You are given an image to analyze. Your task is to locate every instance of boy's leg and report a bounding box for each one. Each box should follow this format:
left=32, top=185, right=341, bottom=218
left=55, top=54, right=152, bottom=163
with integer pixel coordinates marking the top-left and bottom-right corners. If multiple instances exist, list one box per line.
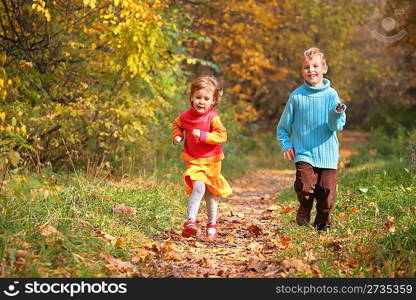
left=186, top=181, right=206, bottom=221
left=294, top=162, right=318, bottom=225
left=313, top=168, right=337, bottom=230
left=204, top=188, right=217, bottom=225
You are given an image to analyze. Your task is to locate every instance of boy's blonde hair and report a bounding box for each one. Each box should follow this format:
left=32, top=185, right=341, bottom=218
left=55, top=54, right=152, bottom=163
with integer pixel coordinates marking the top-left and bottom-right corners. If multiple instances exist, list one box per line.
left=301, top=47, right=328, bottom=68
left=189, top=75, right=223, bottom=106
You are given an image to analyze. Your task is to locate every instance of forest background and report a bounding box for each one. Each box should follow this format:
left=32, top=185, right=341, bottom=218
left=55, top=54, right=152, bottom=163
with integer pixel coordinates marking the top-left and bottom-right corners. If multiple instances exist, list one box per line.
left=0, top=0, right=415, bottom=277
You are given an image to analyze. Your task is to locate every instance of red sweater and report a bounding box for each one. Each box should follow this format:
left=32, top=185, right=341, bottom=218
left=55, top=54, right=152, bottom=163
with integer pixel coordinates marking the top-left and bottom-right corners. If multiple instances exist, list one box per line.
left=173, top=108, right=227, bottom=164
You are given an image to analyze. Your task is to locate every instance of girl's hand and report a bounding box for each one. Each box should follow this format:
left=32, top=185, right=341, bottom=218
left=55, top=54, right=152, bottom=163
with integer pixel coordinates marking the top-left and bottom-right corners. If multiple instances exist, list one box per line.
left=283, top=147, right=295, bottom=161
left=336, top=103, right=346, bottom=113
left=173, top=136, right=182, bottom=145
left=192, top=129, right=201, bottom=139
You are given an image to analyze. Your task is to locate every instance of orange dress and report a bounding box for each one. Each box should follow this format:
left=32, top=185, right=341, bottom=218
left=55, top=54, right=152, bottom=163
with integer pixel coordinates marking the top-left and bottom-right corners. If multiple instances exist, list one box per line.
left=173, top=109, right=232, bottom=197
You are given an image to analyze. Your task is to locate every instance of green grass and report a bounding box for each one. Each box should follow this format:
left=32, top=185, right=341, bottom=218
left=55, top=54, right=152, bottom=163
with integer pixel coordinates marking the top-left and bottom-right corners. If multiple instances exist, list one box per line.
left=0, top=131, right=288, bottom=277
left=4, top=129, right=413, bottom=278
left=0, top=169, right=185, bottom=277
left=274, top=158, right=416, bottom=277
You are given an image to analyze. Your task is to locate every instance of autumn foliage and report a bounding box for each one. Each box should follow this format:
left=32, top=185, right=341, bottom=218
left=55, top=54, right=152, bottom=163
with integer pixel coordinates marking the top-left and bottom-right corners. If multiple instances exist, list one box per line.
left=1, top=0, right=415, bottom=171
left=1, top=0, right=189, bottom=172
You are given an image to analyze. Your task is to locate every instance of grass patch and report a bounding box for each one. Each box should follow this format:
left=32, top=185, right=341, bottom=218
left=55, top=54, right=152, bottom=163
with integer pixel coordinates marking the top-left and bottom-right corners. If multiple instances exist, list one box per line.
left=274, top=159, right=416, bottom=277
left=0, top=170, right=185, bottom=277
left=0, top=131, right=289, bottom=277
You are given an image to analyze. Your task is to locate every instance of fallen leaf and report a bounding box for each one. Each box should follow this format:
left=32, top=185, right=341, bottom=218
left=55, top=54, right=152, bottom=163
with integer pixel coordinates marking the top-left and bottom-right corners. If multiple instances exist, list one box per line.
left=247, top=225, right=263, bottom=236
left=247, top=242, right=262, bottom=253
left=132, top=249, right=151, bottom=263
left=310, top=264, right=322, bottom=277
left=226, top=235, right=235, bottom=243
left=95, top=230, right=116, bottom=243
left=280, top=236, right=291, bottom=246
left=384, top=221, right=396, bottom=233
left=133, top=271, right=150, bottom=278
left=281, top=258, right=306, bottom=272
left=15, top=257, right=25, bottom=271
left=37, top=225, right=63, bottom=240
left=246, top=258, right=267, bottom=272
left=103, top=256, right=137, bottom=273
left=350, top=207, right=359, bottom=214
left=263, top=242, right=275, bottom=251
left=15, top=250, right=29, bottom=259
left=305, top=250, right=317, bottom=263
left=281, top=207, right=294, bottom=214
left=20, top=242, right=32, bottom=249
left=164, top=250, right=184, bottom=262
left=329, top=240, right=342, bottom=252
left=264, top=269, right=278, bottom=277
left=115, top=238, right=126, bottom=248
left=80, top=220, right=92, bottom=228
left=112, top=205, right=137, bottom=217
left=266, top=204, right=279, bottom=212
left=338, top=212, right=349, bottom=221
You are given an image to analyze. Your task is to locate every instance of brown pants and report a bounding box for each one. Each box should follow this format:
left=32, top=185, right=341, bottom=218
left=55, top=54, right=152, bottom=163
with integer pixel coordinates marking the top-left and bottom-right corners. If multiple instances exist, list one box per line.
left=294, top=161, right=337, bottom=229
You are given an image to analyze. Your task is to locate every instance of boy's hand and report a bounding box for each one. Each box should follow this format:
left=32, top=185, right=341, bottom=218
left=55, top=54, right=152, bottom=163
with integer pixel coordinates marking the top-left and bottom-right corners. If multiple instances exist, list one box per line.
left=336, top=103, right=346, bottom=113
left=192, top=129, right=201, bottom=139
left=283, top=148, right=295, bottom=161
left=173, top=136, right=182, bottom=145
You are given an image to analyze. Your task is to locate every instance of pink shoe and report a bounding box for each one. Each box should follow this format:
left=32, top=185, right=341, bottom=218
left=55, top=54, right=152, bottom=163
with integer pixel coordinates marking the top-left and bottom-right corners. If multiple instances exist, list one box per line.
left=206, top=224, right=218, bottom=240
left=182, top=220, right=197, bottom=237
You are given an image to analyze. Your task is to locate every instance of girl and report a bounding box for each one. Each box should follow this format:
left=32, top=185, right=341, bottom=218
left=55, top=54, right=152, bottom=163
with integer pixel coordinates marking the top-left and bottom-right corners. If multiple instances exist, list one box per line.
left=172, top=75, right=232, bottom=240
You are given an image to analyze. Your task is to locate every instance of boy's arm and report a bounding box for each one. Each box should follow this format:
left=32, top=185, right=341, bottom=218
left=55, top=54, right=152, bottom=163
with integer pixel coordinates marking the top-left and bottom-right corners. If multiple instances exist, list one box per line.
left=276, top=96, right=294, bottom=152
left=328, top=93, right=347, bottom=131
left=200, top=115, right=227, bottom=144
left=172, top=117, right=184, bottom=144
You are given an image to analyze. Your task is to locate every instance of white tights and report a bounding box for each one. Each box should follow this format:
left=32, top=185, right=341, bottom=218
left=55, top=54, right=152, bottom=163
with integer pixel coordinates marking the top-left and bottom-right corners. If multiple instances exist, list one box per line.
left=187, top=181, right=217, bottom=225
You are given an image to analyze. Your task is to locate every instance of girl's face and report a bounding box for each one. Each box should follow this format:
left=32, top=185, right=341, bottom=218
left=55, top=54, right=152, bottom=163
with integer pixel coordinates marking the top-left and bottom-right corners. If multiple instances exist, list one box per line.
left=191, top=87, right=215, bottom=113
left=301, top=55, right=328, bottom=87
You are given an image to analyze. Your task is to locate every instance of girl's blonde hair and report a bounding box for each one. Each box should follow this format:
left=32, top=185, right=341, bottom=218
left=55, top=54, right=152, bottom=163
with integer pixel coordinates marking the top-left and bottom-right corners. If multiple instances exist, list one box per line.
left=189, top=75, right=223, bottom=106
left=301, top=47, right=328, bottom=68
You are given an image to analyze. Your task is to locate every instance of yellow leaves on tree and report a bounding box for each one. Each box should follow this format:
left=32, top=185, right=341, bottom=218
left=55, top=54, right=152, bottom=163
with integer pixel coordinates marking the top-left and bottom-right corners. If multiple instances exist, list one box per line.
left=84, top=0, right=174, bottom=83
left=32, top=0, right=51, bottom=21
left=186, top=0, right=291, bottom=123
left=1, top=0, right=189, bottom=169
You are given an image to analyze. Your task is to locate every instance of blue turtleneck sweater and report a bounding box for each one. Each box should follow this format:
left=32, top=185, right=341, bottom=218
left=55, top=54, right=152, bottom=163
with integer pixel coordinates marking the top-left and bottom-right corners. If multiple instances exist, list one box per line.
left=276, top=78, right=346, bottom=169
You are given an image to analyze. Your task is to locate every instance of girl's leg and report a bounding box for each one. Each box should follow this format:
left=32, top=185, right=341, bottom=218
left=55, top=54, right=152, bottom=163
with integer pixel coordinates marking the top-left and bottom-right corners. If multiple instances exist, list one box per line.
left=204, top=188, right=218, bottom=225
left=186, top=181, right=206, bottom=221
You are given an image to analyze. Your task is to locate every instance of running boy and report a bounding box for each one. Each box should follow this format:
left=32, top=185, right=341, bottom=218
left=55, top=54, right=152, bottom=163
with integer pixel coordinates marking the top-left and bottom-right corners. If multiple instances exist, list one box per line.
left=276, top=48, right=347, bottom=231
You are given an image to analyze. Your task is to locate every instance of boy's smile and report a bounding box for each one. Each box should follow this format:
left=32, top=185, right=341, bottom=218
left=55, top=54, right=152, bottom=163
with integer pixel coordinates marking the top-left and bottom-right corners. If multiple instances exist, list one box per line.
left=301, top=55, right=328, bottom=87
left=191, top=88, right=215, bottom=113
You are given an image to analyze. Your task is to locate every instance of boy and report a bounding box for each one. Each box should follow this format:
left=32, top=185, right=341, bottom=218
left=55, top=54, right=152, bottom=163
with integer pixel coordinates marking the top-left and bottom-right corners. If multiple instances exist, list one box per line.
left=276, top=48, right=346, bottom=231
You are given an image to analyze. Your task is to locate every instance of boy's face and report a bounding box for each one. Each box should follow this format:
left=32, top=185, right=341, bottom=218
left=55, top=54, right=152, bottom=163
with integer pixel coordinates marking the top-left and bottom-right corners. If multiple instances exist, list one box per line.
left=191, top=87, right=215, bottom=113
left=301, top=55, right=328, bottom=87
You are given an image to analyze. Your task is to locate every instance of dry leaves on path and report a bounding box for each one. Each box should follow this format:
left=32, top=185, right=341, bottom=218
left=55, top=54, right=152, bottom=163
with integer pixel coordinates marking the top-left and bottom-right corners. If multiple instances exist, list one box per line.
left=141, top=169, right=296, bottom=278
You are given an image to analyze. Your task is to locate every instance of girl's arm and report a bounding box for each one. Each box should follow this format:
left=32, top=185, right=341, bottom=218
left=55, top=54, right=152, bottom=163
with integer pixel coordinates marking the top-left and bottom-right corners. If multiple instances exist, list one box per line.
left=172, top=117, right=184, bottom=144
left=200, top=115, right=227, bottom=144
